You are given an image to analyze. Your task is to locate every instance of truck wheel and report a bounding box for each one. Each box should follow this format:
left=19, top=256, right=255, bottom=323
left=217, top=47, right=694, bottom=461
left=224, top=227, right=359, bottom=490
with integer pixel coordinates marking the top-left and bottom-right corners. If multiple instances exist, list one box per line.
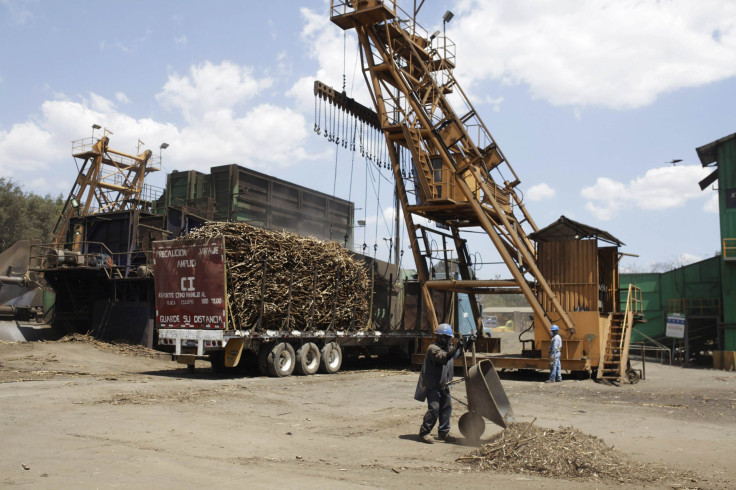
left=320, top=342, right=342, bottom=374
left=295, top=343, right=321, bottom=375
left=267, top=342, right=296, bottom=377
left=258, top=342, right=272, bottom=376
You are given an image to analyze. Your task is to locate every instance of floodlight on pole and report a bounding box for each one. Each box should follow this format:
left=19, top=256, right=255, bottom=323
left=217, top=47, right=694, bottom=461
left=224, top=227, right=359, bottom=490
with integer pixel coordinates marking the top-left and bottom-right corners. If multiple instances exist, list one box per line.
left=92, top=123, right=101, bottom=138
left=442, top=10, right=454, bottom=53
left=159, top=142, right=169, bottom=167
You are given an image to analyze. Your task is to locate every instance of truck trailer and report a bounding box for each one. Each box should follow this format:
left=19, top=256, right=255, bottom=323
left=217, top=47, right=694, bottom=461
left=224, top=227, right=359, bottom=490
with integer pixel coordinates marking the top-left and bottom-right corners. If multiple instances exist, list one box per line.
left=153, top=232, right=498, bottom=376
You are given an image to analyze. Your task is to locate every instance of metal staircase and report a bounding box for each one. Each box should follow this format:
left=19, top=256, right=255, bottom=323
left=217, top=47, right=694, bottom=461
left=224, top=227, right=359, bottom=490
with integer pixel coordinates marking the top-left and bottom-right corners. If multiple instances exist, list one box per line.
left=599, top=285, right=642, bottom=382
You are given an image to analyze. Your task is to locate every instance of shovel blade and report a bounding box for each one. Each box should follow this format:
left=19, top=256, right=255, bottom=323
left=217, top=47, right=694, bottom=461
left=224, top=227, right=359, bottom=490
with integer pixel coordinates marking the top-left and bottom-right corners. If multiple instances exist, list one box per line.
left=465, top=359, right=514, bottom=428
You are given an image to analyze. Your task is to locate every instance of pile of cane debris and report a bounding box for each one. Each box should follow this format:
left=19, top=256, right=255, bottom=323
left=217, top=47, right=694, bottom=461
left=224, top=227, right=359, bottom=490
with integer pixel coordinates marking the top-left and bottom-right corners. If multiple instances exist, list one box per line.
left=57, top=334, right=164, bottom=359
left=458, top=419, right=695, bottom=485
left=186, top=222, right=370, bottom=332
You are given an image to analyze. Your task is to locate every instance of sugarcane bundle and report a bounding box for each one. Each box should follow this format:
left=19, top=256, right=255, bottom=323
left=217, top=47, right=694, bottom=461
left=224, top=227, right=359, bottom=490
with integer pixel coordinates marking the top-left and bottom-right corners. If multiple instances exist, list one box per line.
left=185, top=222, right=369, bottom=332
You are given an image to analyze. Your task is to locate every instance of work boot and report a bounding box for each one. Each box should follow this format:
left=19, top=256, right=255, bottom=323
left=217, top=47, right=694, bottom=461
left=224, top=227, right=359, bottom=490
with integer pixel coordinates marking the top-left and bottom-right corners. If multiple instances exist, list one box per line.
left=437, top=433, right=457, bottom=443
left=419, top=433, right=434, bottom=444
left=545, top=379, right=555, bottom=383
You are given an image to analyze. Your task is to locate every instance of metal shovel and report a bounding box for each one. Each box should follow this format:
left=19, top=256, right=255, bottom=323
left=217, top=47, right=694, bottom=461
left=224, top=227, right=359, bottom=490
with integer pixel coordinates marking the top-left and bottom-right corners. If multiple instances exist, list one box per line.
left=455, top=343, right=515, bottom=440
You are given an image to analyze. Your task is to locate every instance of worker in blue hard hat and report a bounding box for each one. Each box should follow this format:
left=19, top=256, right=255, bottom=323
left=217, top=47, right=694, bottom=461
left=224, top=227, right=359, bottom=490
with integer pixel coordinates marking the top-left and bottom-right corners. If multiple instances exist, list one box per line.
left=414, top=323, right=473, bottom=443
left=546, top=324, right=562, bottom=383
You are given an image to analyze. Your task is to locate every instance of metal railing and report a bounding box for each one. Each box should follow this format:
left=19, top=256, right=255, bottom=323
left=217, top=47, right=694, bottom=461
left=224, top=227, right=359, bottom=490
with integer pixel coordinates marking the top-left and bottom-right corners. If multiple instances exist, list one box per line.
left=667, top=297, right=721, bottom=317
left=72, top=137, right=97, bottom=154
left=624, top=284, right=643, bottom=318
left=29, top=241, right=149, bottom=280
left=630, top=330, right=672, bottom=365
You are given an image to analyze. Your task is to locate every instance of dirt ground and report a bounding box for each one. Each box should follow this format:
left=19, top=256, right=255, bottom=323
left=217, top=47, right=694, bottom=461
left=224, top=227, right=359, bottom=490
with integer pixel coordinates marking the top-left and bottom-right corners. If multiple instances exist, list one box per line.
left=1, top=335, right=735, bottom=489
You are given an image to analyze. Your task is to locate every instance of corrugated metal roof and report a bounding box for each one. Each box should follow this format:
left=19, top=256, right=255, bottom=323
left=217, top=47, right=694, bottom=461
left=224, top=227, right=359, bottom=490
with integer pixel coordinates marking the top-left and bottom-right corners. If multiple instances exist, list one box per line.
left=529, top=215, right=624, bottom=246
left=696, top=132, right=736, bottom=167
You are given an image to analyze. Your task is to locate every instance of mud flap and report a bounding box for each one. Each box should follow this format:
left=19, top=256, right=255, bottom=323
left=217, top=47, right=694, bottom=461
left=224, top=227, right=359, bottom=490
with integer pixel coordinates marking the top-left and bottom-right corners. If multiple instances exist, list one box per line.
left=224, top=338, right=244, bottom=368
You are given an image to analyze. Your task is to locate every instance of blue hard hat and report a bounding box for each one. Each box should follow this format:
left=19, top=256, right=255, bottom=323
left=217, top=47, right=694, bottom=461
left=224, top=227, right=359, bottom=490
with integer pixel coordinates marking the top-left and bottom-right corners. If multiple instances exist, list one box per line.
left=436, top=323, right=453, bottom=337
left=550, top=324, right=559, bottom=332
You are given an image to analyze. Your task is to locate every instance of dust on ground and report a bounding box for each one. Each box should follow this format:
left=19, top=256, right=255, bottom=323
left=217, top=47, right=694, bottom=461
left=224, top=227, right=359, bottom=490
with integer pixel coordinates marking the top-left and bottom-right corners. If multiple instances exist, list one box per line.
left=0, top=336, right=734, bottom=489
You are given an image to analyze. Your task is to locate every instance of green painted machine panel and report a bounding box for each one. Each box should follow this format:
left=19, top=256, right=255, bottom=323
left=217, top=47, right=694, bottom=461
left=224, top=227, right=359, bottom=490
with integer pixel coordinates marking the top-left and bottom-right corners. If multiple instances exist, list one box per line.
left=620, top=273, right=663, bottom=342
left=168, top=164, right=355, bottom=248
left=718, top=139, right=736, bottom=346
left=622, top=256, right=722, bottom=343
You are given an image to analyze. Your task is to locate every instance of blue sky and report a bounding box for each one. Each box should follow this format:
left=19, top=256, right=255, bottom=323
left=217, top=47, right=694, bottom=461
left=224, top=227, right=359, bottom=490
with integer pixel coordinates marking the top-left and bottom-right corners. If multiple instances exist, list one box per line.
left=1, top=0, right=735, bottom=276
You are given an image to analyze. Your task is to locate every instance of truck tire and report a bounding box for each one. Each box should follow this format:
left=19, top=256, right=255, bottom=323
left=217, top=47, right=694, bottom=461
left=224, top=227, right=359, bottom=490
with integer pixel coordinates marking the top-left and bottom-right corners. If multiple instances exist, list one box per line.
left=319, top=342, right=342, bottom=374
left=295, top=342, right=321, bottom=376
left=267, top=342, right=296, bottom=377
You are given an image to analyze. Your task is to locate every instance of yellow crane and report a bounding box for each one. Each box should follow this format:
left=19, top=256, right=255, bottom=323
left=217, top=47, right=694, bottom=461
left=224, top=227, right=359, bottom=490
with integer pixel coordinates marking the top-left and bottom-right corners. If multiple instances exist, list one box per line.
left=322, top=0, right=641, bottom=382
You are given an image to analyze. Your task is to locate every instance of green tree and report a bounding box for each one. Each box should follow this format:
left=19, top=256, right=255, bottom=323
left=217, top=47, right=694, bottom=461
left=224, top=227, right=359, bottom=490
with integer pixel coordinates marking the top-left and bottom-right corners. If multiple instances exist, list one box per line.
left=0, top=178, right=26, bottom=251
left=0, top=177, right=64, bottom=252
left=25, top=192, right=64, bottom=243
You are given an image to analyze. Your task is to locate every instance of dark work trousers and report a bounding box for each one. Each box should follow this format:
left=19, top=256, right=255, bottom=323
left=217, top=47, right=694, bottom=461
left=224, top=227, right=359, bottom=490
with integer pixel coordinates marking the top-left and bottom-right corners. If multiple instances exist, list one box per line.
left=420, top=388, right=452, bottom=436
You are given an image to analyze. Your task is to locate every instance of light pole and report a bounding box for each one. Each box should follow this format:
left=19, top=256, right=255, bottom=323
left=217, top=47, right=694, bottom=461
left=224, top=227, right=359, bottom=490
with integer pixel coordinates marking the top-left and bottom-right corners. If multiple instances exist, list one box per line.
left=442, top=10, right=453, bottom=56
left=159, top=143, right=169, bottom=169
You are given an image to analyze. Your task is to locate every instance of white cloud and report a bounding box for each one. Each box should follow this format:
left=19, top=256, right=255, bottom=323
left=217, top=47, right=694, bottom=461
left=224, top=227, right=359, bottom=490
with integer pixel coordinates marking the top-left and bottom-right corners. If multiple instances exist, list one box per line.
left=1, top=0, right=34, bottom=24
left=482, top=96, right=504, bottom=112
left=703, top=192, right=719, bottom=213
left=174, top=35, right=187, bottom=46
left=451, top=0, right=736, bottom=109
left=0, top=61, right=317, bottom=187
left=677, top=252, right=704, bottom=265
left=99, top=28, right=152, bottom=54
left=287, top=8, right=368, bottom=114
left=157, top=61, right=273, bottom=123
left=581, top=165, right=711, bottom=220
left=0, top=121, right=57, bottom=176
left=115, top=92, right=130, bottom=104
left=526, top=182, right=555, bottom=201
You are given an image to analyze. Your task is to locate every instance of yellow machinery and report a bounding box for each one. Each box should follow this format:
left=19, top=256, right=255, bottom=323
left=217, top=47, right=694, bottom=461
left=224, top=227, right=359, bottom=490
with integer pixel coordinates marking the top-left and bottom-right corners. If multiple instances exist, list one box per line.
left=52, top=134, right=158, bottom=247
left=325, top=0, right=642, bottom=382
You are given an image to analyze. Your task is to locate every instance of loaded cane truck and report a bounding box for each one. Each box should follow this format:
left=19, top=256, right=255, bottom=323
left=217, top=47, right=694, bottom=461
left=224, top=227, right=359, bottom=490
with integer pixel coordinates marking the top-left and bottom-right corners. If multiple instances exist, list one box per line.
left=154, top=235, right=360, bottom=376
left=153, top=226, right=499, bottom=376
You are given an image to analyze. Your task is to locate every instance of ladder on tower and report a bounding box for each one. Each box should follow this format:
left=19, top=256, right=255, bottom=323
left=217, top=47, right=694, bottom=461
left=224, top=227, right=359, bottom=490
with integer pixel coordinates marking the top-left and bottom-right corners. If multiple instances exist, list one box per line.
left=598, top=285, right=642, bottom=383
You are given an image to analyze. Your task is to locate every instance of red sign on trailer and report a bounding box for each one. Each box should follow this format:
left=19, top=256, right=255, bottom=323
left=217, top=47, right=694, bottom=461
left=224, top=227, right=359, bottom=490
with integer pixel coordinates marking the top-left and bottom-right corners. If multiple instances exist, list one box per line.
left=152, top=237, right=227, bottom=330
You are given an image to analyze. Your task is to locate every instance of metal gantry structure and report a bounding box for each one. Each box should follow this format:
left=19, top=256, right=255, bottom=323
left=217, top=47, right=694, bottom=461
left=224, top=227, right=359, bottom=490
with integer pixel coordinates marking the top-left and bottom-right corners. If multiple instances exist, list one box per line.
left=52, top=135, right=158, bottom=246
left=328, top=0, right=575, bottom=336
